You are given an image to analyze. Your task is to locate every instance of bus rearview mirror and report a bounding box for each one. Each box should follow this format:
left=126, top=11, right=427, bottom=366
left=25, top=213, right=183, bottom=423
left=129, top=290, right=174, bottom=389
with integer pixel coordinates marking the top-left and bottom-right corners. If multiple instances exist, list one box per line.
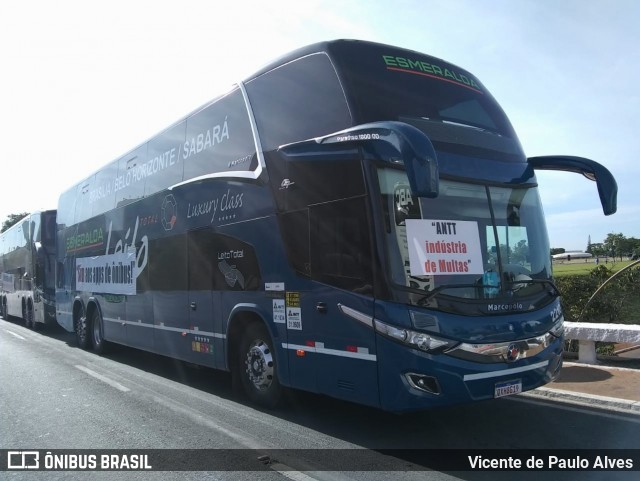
left=528, top=155, right=618, bottom=215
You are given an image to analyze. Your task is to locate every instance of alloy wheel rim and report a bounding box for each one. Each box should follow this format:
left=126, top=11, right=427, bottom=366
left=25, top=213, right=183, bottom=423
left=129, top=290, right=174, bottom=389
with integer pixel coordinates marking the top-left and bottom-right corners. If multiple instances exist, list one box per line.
left=244, top=339, right=274, bottom=391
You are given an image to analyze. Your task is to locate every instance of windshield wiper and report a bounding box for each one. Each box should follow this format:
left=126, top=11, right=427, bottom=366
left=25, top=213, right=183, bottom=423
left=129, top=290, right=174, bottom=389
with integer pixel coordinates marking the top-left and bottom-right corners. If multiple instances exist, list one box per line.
left=415, top=279, right=559, bottom=306
left=415, top=283, right=493, bottom=306
left=441, top=119, right=503, bottom=136
left=507, top=278, right=559, bottom=295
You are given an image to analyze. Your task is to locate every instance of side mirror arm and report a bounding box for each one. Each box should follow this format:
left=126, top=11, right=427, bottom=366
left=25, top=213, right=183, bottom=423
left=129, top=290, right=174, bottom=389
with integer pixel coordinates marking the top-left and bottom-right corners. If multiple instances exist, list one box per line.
left=528, top=155, right=617, bottom=215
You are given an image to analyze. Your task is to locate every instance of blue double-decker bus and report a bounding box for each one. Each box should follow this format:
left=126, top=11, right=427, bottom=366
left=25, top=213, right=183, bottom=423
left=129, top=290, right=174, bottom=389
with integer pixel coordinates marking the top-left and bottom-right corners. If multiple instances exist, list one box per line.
left=55, top=40, right=617, bottom=411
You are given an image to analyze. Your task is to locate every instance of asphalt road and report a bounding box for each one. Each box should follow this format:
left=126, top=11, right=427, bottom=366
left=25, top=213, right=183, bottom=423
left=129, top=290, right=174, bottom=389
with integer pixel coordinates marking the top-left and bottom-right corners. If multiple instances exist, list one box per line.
left=1, top=317, right=639, bottom=481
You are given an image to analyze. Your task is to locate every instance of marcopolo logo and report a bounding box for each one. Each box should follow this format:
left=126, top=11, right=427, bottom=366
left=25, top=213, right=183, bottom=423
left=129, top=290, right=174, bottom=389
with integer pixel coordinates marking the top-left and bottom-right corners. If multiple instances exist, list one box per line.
left=506, top=344, right=521, bottom=362
left=487, top=302, right=524, bottom=312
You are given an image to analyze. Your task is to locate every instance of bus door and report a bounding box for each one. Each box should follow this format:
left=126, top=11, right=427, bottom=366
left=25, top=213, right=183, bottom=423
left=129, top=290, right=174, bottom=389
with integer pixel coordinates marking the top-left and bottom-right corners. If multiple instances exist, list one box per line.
left=271, top=150, right=379, bottom=406
left=304, top=197, right=378, bottom=407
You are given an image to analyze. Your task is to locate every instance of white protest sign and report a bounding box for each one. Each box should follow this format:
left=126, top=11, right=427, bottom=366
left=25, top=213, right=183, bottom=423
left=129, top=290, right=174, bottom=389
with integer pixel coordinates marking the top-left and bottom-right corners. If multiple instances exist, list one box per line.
left=76, top=251, right=138, bottom=295
left=406, top=219, right=484, bottom=275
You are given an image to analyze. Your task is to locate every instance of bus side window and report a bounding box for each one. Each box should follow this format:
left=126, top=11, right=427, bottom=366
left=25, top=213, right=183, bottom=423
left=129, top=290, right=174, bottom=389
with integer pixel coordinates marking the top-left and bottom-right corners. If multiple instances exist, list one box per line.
left=187, top=230, right=262, bottom=291
left=144, top=121, right=186, bottom=197
left=148, top=234, right=187, bottom=291
left=277, top=210, right=310, bottom=277
left=92, top=161, right=117, bottom=217
left=115, top=145, right=147, bottom=208
left=246, top=53, right=352, bottom=152
left=75, top=178, right=94, bottom=224
left=271, top=155, right=367, bottom=283
left=309, top=197, right=373, bottom=292
left=182, top=88, right=256, bottom=182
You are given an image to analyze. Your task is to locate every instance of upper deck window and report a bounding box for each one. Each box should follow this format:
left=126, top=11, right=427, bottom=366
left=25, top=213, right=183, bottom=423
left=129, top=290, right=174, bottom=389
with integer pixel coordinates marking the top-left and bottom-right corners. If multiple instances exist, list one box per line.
left=246, top=53, right=352, bottom=152
left=331, top=42, right=523, bottom=159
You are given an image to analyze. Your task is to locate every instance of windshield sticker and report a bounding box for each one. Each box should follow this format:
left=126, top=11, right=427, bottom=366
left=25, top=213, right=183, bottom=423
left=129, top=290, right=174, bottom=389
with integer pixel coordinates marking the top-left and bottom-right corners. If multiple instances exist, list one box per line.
left=393, top=183, right=421, bottom=226
left=406, top=220, right=484, bottom=275
left=392, top=183, right=433, bottom=290
left=382, top=55, right=483, bottom=94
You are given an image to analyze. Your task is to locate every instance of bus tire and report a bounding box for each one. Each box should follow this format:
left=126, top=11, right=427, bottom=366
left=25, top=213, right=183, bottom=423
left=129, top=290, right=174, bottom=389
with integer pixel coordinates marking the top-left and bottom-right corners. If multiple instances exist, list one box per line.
left=27, top=302, right=40, bottom=330
left=237, top=322, right=282, bottom=409
left=75, top=309, right=90, bottom=350
left=24, top=302, right=33, bottom=329
left=90, top=309, right=109, bottom=354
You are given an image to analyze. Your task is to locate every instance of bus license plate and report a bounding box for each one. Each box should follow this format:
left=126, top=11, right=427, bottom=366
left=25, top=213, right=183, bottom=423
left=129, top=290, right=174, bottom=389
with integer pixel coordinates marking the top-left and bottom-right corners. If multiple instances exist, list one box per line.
left=495, top=379, right=522, bottom=398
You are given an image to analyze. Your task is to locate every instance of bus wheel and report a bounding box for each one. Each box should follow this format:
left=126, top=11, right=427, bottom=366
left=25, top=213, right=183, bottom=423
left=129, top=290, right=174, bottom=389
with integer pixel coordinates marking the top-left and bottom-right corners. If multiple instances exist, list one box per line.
left=237, top=322, right=282, bottom=408
left=90, top=310, right=108, bottom=354
left=28, top=302, right=40, bottom=331
left=76, top=311, right=90, bottom=350
left=25, top=303, right=34, bottom=329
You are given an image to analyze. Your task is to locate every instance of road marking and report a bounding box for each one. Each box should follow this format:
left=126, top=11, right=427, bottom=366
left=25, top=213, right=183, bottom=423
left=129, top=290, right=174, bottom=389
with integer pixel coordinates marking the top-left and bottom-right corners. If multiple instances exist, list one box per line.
left=151, top=395, right=263, bottom=448
left=74, top=365, right=130, bottom=392
left=269, top=464, right=321, bottom=481
left=4, top=329, right=26, bottom=340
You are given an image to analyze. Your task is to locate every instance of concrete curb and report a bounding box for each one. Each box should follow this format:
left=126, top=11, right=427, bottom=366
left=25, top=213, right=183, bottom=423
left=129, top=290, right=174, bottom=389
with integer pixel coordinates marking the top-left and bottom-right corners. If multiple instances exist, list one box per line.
left=562, top=360, right=640, bottom=372
left=520, top=387, right=640, bottom=415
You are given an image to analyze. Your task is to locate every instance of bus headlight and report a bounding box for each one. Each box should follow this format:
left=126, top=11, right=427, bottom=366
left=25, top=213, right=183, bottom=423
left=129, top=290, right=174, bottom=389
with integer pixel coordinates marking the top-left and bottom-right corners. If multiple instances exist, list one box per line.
left=374, top=319, right=456, bottom=353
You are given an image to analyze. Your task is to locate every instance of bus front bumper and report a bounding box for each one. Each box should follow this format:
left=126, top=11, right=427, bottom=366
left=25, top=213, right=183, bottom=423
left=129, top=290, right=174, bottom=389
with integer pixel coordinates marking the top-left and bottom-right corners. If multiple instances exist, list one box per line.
left=376, top=333, right=563, bottom=412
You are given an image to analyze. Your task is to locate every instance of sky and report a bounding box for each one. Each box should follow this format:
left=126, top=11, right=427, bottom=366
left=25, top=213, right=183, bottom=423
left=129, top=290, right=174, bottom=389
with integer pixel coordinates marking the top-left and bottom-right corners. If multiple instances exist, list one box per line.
left=0, top=0, right=638, bottom=250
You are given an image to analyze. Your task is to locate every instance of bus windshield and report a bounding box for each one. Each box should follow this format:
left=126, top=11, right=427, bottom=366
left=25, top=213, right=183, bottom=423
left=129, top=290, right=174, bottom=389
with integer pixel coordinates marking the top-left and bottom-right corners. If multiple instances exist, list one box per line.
left=334, top=43, right=524, bottom=159
left=377, top=167, right=554, bottom=314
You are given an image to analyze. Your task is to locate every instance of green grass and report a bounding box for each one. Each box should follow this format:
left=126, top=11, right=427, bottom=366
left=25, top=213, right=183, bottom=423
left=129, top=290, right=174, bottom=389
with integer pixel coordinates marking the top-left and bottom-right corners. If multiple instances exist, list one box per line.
left=553, top=259, right=635, bottom=277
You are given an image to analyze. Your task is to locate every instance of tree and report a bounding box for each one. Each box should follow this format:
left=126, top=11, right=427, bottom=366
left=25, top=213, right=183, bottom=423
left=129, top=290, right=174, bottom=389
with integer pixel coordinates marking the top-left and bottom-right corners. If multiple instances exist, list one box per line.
left=580, top=234, right=640, bottom=260
left=1, top=212, right=29, bottom=233
left=628, top=237, right=640, bottom=260
left=619, top=237, right=638, bottom=258
left=511, top=239, right=529, bottom=264
left=498, top=244, right=512, bottom=262
left=604, top=232, right=625, bottom=258
left=550, top=247, right=565, bottom=256
left=590, top=243, right=606, bottom=257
